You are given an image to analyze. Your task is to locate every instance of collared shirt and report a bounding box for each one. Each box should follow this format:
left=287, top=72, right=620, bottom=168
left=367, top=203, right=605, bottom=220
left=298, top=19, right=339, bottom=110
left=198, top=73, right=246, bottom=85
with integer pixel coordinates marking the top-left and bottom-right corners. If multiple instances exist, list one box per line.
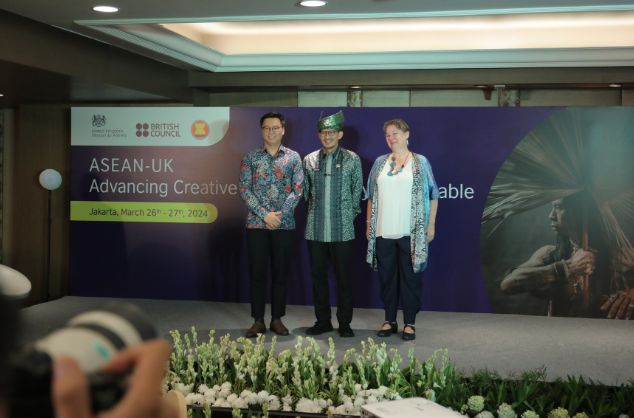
left=239, top=145, right=304, bottom=229
left=303, top=146, right=363, bottom=242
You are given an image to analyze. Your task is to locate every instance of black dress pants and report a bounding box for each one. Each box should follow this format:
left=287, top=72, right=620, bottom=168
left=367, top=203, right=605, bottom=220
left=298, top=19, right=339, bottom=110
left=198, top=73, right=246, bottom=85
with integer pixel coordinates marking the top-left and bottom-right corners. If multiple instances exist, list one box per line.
left=246, top=228, right=293, bottom=320
left=375, top=236, right=422, bottom=325
left=307, top=240, right=354, bottom=326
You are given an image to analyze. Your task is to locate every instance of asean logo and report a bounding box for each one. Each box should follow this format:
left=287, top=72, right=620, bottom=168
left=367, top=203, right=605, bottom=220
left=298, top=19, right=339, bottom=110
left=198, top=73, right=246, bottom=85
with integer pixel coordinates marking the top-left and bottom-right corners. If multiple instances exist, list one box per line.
left=191, top=120, right=209, bottom=140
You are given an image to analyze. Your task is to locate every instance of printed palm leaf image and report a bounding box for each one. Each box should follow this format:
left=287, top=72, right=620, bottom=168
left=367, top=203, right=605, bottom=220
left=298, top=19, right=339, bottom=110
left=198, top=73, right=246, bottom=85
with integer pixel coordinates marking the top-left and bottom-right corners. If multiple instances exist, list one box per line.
left=481, top=108, right=634, bottom=318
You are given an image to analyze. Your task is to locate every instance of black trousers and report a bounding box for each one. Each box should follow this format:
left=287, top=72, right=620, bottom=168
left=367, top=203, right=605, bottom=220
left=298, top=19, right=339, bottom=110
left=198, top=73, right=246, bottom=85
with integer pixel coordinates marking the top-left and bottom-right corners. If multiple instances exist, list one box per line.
left=307, top=240, right=354, bottom=326
left=375, top=236, right=422, bottom=325
left=246, top=228, right=294, bottom=320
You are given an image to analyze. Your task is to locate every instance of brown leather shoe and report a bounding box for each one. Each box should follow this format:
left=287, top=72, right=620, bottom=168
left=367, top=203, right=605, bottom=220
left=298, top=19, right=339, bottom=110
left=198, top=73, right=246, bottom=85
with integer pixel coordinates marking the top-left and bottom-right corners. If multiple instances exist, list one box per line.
left=245, top=320, right=266, bottom=338
left=269, top=318, right=289, bottom=336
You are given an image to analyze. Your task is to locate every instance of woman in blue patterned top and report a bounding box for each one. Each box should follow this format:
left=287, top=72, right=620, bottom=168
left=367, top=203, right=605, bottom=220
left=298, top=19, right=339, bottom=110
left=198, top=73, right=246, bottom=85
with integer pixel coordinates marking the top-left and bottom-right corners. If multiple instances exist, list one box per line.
left=365, top=118, right=439, bottom=341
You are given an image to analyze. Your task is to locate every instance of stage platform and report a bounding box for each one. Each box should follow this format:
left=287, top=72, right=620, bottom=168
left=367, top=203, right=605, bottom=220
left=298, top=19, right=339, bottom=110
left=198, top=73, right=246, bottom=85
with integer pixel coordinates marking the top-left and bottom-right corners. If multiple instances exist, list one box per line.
left=19, top=296, right=634, bottom=385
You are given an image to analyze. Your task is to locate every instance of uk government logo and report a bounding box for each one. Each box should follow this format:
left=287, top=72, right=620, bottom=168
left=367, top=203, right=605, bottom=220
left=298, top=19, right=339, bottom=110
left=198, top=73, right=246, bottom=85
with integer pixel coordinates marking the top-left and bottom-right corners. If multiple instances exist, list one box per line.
left=92, top=114, right=106, bottom=127
left=91, top=114, right=126, bottom=138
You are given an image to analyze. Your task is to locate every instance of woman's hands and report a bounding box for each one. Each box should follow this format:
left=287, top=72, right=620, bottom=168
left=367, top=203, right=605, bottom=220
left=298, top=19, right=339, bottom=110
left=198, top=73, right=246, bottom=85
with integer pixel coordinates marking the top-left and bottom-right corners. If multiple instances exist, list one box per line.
left=566, top=249, right=595, bottom=277
left=427, top=223, right=435, bottom=242
left=601, top=289, right=634, bottom=319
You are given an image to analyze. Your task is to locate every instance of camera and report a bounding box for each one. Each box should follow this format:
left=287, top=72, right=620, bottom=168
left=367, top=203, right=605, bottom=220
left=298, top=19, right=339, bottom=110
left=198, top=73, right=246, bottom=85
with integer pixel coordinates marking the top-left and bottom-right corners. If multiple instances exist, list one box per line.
left=8, top=301, right=157, bottom=418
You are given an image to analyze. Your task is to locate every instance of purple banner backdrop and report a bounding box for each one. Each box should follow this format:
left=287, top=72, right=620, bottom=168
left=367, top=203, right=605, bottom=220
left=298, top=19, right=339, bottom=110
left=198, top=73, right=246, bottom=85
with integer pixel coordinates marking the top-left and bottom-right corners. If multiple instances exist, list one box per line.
left=70, top=107, right=557, bottom=313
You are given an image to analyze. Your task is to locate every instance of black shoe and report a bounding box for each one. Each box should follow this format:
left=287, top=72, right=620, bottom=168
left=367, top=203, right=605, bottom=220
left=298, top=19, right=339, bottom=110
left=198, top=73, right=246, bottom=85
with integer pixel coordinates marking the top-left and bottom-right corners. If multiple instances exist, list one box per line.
left=402, top=324, right=416, bottom=341
left=338, top=325, right=354, bottom=338
left=377, top=321, right=398, bottom=337
left=306, top=321, right=334, bottom=335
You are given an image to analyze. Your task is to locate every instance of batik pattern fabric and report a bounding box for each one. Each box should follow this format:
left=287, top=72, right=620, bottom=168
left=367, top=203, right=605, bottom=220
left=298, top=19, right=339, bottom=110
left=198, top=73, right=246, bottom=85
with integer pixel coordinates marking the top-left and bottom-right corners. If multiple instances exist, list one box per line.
left=239, top=145, right=304, bottom=229
left=366, top=153, right=439, bottom=272
left=303, top=147, right=363, bottom=242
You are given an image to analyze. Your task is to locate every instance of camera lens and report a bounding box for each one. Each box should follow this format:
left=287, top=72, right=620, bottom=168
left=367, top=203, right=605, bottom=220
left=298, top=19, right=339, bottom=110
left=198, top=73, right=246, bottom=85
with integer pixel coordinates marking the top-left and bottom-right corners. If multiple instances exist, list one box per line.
left=9, top=301, right=157, bottom=417
left=34, top=302, right=157, bottom=373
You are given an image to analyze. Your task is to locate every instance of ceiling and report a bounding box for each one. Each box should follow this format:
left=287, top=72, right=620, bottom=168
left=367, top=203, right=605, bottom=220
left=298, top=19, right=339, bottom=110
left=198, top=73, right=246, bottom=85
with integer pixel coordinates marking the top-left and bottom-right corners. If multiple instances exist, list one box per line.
left=1, top=0, right=634, bottom=105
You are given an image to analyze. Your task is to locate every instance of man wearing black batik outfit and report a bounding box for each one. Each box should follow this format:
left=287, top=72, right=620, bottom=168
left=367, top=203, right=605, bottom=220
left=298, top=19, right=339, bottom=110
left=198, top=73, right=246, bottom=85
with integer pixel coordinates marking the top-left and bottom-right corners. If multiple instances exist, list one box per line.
left=303, top=111, right=363, bottom=337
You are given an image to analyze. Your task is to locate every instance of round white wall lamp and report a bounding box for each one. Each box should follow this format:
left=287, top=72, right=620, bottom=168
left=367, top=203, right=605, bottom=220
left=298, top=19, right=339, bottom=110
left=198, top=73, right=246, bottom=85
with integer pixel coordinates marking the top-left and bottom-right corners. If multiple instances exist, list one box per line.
left=39, top=169, right=62, bottom=191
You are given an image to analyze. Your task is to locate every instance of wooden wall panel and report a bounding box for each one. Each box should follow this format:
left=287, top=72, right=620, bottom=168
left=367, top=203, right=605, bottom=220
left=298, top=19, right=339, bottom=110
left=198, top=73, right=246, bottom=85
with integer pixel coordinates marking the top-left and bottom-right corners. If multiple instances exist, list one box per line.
left=12, top=105, right=69, bottom=304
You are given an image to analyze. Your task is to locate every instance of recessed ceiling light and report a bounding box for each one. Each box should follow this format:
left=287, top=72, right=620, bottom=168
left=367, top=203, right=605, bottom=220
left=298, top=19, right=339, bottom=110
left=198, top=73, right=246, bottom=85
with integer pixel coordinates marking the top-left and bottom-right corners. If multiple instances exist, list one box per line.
left=0, top=93, right=4, bottom=97
left=93, top=5, right=119, bottom=13
left=609, top=83, right=622, bottom=88
left=298, top=1, right=327, bottom=7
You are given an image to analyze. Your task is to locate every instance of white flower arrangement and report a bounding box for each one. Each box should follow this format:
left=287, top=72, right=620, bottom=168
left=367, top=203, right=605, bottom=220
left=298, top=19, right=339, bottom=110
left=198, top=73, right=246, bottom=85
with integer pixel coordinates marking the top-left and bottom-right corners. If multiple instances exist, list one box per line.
left=548, top=407, right=570, bottom=418
left=166, top=328, right=628, bottom=418
left=497, top=402, right=517, bottom=418
left=166, top=328, right=411, bottom=416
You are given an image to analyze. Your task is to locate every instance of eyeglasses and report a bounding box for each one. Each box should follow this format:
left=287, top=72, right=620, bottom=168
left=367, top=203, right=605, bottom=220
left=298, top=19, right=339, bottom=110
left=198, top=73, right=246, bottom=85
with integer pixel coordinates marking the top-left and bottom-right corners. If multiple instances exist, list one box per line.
left=319, top=130, right=338, bottom=138
left=261, top=126, right=282, bottom=133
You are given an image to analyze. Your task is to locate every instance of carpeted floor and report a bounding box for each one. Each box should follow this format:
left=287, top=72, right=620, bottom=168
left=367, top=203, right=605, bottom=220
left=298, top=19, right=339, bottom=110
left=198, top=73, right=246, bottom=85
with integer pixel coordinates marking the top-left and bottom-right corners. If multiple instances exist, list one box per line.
left=18, top=296, right=634, bottom=385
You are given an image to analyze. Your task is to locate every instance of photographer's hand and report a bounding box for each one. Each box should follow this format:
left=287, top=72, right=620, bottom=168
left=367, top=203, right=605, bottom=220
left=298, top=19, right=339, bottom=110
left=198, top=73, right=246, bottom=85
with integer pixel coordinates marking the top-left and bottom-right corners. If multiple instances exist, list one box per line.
left=52, top=339, right=177, bottom=418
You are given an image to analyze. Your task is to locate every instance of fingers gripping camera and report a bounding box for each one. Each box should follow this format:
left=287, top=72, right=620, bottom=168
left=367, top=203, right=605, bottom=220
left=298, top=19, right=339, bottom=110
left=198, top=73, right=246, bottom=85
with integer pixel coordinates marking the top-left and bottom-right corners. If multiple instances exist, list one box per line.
left=10, top=302, right=157, bottom=418
left=35, top=304, right=157, bottom=373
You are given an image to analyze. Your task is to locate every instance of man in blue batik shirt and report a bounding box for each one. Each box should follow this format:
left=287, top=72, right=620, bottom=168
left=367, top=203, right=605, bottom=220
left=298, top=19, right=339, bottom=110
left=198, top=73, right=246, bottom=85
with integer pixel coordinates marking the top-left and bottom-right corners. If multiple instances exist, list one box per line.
left=239, top=112, right=304, bottom=338
left=303, top=111, right=363, bottom=337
